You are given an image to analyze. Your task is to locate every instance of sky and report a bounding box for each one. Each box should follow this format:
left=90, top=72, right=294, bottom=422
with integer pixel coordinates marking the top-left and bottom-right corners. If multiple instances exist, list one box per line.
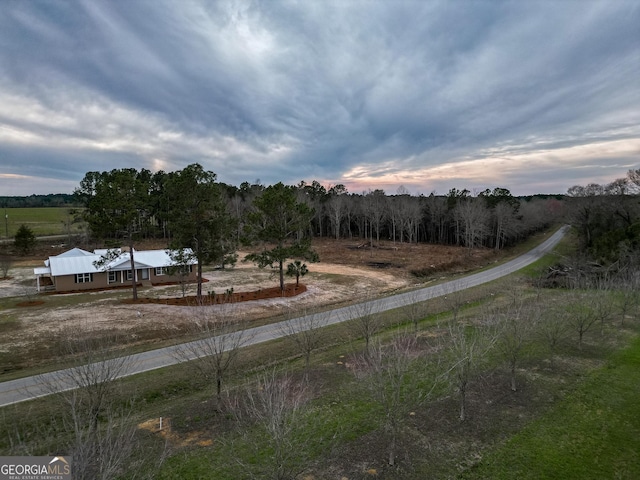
left=0, top=0, right=638, bottom=197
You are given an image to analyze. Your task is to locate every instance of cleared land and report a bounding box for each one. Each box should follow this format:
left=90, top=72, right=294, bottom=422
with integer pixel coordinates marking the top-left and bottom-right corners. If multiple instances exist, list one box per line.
left=0, top=236, right=500, bottom=377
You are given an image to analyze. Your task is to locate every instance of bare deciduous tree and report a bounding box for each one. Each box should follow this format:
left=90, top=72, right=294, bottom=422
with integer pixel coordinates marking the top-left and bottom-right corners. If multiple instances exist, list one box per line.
left=0, top=253, right=12, bottom=278
left=398, top=194, right=423, bottom=244
left=326, top=191, right=346, bottom=239
left=345, top=294, right=382, bottom=357
left=279, top=309, right=330, bottom=380
left=587, top=282, right=615, bottom=336
left=535, top=304, right=570, bottom=360
left=567, top=292, right=600, bottom=349
left=401, top=289, right=428, bottom=334
left=616, top=275, right=640, bottom=327
left=368, top=189, right=387, bottom=245
left=493, top=296, right=537, bottom=392
left=50, top=333, right=133, bottom=431
left=442, top=280, right=469, bottom=323
left=41, top=330, right=138, bottom=480
left=444, top=318, right=496, bottom=421
left=353, top=334, right=439, bottom=466
left=232, top=369, right=310, bottom=480
left=492, top=201, right=519, bottom=250
left=21, top=285, right=38, bottom=304
left=386, top=194, right=401, bottom=243
left=454, top=198, right=490, bottom=251
left=425, top=193, right=449, bottom=244
left=173, top=303, right=253, bottom=405
left=68, top=402, right=137, bottom=480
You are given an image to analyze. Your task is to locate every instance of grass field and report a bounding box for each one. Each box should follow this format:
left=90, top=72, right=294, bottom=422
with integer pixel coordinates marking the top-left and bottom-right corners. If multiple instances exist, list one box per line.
left=0, top=207, right=84, bottom=238
left=462, top=334, right=640, bottom=480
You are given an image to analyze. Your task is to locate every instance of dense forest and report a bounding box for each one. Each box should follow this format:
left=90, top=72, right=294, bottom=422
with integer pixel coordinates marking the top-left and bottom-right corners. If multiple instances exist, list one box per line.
left=566, top=170, right=640, bottom=263
left=71, top=166, right=567, bottom=251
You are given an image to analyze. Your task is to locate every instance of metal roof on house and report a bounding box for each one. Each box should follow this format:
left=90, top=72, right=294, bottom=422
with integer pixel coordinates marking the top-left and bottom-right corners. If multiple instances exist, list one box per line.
left=34, top=248, right=196, bottom=277
left=55, top=247, right=94, bottom=257
left=135, top=250, right=196, bottom=268
left=94, top=248, right=121, bottom=256
left=48, top=254, right=102, bottom=276
left=101, top=249, right=197, bottom=271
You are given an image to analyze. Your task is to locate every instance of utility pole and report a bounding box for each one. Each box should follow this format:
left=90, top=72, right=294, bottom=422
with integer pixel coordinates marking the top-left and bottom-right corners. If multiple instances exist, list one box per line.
left=4, top=207, right=7, bottom=238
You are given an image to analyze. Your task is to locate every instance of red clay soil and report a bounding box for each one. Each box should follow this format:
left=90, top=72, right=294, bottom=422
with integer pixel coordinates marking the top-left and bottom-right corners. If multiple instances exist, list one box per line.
left=124, top=283, right=307, bottom=306
left=43, top=278, right=209, bottom=296
left=16, top=300, right=46, bottom=307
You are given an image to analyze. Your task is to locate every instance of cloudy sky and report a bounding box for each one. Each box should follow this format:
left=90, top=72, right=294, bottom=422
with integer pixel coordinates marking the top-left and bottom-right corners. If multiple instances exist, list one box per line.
left=1, top=0, right=638, bottom=197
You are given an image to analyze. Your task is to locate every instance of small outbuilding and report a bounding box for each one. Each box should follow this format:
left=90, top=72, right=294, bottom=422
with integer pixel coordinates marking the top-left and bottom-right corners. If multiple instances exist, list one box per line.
left=34, top=247, right=197, bottom=293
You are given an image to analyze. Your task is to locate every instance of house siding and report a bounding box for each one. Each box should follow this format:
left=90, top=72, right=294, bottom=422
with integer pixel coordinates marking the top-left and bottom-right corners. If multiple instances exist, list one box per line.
left=53, top=268, right=197, bottom=292
left=149, top=267, right=197, bottom=285
left=55, top=272, right=111, bottom=292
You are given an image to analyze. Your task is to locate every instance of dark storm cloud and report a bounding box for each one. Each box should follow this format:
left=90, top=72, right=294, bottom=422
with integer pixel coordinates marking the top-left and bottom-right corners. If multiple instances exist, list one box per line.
left=0, top=0, right=638, bottom=196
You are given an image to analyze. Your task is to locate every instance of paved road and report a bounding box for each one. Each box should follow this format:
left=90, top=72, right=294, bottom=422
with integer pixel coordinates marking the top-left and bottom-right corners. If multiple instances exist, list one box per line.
left=0, top=225, right=569, bottom=407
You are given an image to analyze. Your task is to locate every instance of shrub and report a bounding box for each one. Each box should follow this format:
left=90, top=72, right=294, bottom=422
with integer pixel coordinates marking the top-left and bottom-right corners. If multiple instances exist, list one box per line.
left=14, top=224, right=36, bottom=255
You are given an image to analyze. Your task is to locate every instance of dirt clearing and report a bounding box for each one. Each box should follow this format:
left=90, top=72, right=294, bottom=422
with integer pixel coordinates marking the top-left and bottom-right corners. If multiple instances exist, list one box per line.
left=0, top=238, right=498, bottom=371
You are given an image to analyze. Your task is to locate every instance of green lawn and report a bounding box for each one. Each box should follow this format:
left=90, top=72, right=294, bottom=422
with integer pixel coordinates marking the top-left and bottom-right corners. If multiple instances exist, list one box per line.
left=1, top=207, right=83, bottom=238
left=461, top=335, right=640, bottom=479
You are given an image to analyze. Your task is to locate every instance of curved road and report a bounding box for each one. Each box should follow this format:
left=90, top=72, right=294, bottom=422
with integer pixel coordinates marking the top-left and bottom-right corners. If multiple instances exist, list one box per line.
left=0, top=225, right=569, bottom=407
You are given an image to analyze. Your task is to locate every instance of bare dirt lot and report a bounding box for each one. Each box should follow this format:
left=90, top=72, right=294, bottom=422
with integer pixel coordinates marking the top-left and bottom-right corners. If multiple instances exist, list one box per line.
left=0, top=238, right=498, bottom=372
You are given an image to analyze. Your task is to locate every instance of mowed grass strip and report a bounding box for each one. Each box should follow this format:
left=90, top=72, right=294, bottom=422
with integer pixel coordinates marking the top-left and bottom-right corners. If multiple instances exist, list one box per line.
left=461, top=334, right=640, bottom=480
left=2, top=207, right=82, bottom=237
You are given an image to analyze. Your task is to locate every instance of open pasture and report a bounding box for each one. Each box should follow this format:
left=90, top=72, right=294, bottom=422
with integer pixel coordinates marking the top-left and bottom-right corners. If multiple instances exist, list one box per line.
left=0, top=207, right=83, bottom=238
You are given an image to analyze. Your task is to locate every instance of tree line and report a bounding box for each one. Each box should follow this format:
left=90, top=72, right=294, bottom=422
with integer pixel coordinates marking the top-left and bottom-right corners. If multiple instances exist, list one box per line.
left=1, top=194, right=80, bottom=208
left=75, top=165, right=563, bottom=249
left=566, top=168, right=640, bottom=266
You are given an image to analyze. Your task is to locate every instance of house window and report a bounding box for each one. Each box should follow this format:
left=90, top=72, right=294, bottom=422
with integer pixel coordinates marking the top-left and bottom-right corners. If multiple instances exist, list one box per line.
left=108, top=271, right=118, bottom=283
left=155, top=267, right=166, bottom=276
left=126, top=270, right=133, bottom=281
left=178, top=265, right=193, bottom=275
left=75, top=273, right=93, bottom=283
